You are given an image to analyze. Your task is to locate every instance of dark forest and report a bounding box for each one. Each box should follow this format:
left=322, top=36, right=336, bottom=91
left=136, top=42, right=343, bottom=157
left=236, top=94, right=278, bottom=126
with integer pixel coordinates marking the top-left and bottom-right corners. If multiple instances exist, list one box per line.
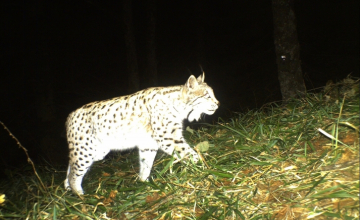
left=1, top=0, right=358, bottom=175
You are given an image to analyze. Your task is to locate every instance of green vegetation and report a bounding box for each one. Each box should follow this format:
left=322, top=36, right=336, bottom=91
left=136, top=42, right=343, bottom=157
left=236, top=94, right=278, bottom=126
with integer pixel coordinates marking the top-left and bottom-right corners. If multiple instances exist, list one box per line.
left=1, top=77, right=359, bottom=219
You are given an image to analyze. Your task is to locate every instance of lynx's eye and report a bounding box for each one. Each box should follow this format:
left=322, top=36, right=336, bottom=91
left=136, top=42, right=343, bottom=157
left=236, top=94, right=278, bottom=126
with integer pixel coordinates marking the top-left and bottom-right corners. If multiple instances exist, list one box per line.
left=204, top=91, right=211, bottom=98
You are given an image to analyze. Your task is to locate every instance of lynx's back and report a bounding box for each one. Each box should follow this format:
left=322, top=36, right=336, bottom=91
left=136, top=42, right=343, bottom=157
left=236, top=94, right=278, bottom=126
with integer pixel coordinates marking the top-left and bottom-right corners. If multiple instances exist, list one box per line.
left=64, top=73, right=219, bottom=195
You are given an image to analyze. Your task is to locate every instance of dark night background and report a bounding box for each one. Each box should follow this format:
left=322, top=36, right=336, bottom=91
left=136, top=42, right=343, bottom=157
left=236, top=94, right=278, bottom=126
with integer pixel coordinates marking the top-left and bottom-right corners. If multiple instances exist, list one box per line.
left=0, top=0, right=358, bottom=177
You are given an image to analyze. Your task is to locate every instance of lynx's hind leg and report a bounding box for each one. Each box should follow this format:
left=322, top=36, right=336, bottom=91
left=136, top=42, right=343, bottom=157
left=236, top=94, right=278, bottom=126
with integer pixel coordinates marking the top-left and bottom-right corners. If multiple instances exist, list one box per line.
left=65, top=140, right=97, bottom=195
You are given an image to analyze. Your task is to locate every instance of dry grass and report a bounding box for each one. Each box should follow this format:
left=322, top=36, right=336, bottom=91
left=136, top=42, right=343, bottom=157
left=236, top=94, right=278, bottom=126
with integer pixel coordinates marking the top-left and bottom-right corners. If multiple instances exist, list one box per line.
left=0, top=76, right=359, bottom=219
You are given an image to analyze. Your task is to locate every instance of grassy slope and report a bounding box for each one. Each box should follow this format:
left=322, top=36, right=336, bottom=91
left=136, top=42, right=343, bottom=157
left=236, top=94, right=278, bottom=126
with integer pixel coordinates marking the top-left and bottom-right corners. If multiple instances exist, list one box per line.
left=0, top=77, right=359, bottom=219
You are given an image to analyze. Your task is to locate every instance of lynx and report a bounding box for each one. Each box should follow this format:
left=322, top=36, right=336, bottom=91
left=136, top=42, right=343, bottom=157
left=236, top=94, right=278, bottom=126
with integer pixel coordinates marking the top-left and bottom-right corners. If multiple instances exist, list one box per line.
left=64, top=73, right=219, bottom=194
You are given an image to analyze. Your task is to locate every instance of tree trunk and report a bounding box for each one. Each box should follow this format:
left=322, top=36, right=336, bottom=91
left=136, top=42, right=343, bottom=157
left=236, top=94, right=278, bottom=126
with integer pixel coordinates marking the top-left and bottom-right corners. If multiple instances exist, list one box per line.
left=145, top=0, right=158, bottom=87
left=123, top=0, right=139, bottom=93
left=272, top=0, right=306, bottom=101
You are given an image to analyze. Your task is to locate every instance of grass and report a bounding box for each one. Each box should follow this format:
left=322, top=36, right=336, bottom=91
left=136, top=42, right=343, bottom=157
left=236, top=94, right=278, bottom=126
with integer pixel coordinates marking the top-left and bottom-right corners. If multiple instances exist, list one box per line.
left=0, top=76, right=359, bottom=219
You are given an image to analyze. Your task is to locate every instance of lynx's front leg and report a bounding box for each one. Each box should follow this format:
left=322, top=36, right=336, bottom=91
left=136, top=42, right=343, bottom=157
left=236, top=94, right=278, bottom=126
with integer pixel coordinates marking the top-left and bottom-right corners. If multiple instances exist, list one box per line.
left=156, top=125, right=199, bottom=163
left=173, top=140, right=199, bottom=164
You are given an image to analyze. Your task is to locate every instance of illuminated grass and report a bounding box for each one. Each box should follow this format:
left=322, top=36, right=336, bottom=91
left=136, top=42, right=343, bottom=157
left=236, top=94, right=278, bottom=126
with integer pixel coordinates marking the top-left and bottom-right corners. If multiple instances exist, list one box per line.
left=1, top=76, right=359, bottom=219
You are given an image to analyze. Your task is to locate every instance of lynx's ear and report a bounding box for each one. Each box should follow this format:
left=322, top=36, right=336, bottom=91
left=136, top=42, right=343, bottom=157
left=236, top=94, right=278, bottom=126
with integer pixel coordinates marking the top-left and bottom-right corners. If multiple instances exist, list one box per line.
left=197, top=65, right=205, bottom=83
left=197, top=72, right=205, bottom=83
left=185, top=75, right=199, bottom=90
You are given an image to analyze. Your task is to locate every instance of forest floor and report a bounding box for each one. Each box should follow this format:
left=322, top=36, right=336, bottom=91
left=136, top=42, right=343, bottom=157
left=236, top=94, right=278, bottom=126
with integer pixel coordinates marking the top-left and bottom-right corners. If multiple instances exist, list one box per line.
left=0, top=76, right=359, bottom=219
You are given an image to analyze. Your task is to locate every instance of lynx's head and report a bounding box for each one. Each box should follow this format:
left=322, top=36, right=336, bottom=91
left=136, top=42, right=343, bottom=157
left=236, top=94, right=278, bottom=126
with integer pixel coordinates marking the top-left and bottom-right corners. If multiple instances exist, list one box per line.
left=181, top=73, right=219, bottom=122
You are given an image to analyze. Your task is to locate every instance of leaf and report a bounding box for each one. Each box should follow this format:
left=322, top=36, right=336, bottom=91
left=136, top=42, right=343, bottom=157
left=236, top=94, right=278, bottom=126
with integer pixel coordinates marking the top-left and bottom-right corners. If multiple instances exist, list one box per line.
left=250, top=161, right=272, bottom=166
left=310, top=190, right=358, bottom=199
left=198, top=206, right=218, bottom=220
left=195, top=141, right=212, bottom=152
left=159, top=156, right=175, bottom=176
left=186, top=126, right=194, bottom=134
left=102, top=172, right=111, bottom=177
left=0, top=194, right=5, bottom=206
left=207, top=170, right=234, bottom=178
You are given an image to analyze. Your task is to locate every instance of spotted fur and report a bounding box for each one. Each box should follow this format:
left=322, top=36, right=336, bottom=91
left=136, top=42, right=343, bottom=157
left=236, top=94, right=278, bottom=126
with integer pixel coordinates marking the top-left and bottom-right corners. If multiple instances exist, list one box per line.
left=64, top=73, right=219, bottom=194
